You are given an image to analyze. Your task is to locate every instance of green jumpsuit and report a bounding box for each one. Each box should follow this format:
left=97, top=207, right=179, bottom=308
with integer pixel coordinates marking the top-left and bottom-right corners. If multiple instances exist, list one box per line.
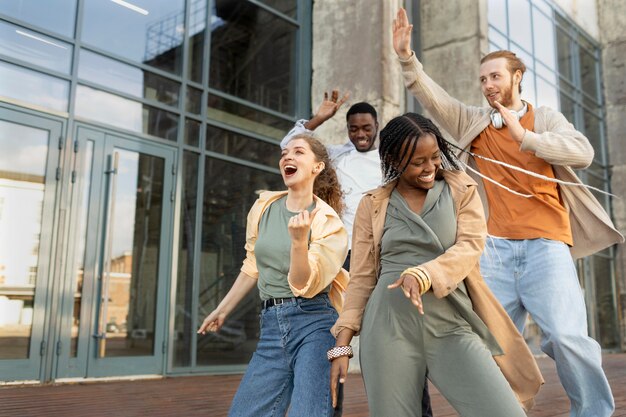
left=359, top=182, right=526, bottom=417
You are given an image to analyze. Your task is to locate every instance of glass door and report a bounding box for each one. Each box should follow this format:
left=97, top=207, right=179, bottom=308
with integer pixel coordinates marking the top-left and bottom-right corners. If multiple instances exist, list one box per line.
left=56, top=127, right=175, bottom=378
left=0, top=108, right=62, bottom=382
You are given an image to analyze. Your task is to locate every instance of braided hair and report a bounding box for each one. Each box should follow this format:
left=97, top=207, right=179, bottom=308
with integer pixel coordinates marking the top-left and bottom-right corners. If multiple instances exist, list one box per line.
left=290, top=134, right=345, bottom=217
left=379, top=113, right=460, bottom=184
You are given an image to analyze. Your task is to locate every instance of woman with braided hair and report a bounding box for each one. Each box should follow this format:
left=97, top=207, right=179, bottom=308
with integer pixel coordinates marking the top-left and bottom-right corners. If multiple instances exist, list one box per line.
left=327, top=113, right=542, bottom=416
left=198, top=134, right=349, bottom=417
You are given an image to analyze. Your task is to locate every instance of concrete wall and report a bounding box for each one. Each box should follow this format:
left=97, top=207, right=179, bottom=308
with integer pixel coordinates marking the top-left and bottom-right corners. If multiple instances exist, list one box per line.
left=552, top=0, right=599, bottom=39
left=598, top=0, right=626, bottom=349
left=310, top=0, right=404, bottom=145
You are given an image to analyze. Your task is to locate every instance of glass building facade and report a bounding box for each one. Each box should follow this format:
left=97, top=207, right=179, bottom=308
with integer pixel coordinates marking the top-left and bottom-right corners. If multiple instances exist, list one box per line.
left=487, top=0, right=619, bottom=349
left=0, top=0, right=311, bottom=382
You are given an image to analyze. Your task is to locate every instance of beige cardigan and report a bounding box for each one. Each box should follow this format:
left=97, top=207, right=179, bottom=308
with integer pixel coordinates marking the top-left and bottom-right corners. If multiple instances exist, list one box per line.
left=332, top=170, right=543, bottom=410
left=240, top=190, right=350, bottom=312
left=399, top=53, right=624, bottom=258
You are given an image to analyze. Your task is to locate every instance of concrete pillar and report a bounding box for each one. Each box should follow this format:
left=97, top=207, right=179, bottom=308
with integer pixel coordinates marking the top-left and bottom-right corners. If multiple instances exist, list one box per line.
left=598, top=0, right=626, bottom=350
left=310, top=0, right=404, bottom=145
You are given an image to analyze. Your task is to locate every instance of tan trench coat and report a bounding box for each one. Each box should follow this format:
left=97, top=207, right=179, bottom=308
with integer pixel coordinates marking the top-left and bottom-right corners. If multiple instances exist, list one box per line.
left=332, top=170, right=543, bottom=410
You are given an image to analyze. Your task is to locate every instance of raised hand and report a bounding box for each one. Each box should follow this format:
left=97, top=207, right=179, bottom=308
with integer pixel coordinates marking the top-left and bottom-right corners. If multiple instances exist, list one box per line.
left=494, top=101, right=526, bottom=143
left=287, top=207, right=320, bottom=243
left=392, top=8, right=413, bottom=60
left=388, top=273, right=424, bottom=314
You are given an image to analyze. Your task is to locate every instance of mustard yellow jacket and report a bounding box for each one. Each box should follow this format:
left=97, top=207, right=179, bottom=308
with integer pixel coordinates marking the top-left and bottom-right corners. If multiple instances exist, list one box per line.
left=240, top=190, right=350, bottom=312
left=332, top=170, right=543, bottom=410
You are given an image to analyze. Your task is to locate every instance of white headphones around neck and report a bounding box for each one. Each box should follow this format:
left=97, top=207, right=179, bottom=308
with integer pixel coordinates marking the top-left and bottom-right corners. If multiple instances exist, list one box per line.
left=490, top=102, right=528, bottom=129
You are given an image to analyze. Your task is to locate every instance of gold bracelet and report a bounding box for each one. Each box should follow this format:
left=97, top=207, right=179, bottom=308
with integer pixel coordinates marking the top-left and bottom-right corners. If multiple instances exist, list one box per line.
left=401, top=267, right=432, bottom=295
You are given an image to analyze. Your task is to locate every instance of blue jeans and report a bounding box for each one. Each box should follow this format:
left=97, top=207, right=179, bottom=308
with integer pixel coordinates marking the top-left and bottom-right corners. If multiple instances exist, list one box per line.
left=228, top=294, right=338, bottom=417
left=480, top=237, right=614, bottom=417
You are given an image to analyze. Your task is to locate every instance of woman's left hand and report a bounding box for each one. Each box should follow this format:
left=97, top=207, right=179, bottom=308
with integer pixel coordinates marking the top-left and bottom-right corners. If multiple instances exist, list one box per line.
left=288, top=207, right=320, bottom=243
left=388, top=274, right=424, bottom=314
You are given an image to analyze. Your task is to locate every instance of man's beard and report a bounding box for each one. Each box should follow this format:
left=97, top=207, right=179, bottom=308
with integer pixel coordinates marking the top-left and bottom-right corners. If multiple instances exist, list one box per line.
left=488, top=79, right=515, bottom=108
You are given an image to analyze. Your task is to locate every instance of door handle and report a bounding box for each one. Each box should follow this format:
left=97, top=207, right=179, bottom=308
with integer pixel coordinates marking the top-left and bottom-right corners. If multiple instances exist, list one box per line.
left=94, top=152, right=119, bottom=358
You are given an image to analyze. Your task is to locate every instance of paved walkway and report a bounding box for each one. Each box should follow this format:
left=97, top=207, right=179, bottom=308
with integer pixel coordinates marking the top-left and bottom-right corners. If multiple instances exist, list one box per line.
left=1, top=354, right=624, bottom=416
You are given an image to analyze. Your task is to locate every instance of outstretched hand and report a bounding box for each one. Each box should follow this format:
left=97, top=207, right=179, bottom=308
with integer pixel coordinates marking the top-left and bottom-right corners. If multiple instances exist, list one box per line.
left=494, top=101, right=526, bottom=143
left=197, top=309, right=227, bottom=334
left=388, top=274, right=424, bottom=314
left=392, top=8, right=413, bottom=60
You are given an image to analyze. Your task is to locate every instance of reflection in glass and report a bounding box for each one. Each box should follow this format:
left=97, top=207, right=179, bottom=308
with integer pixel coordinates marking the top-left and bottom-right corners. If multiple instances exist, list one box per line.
left=81, top=0, right=185, bottom=74
left=0, top=61, right=69, bottom=112
left=593, top=254, right=618, bottom=349
left=0, top=0, right=77, bottom=37
left=197, top=157, right=282, bottom=366
left=187, top=0, right=207, bottom=83
left=174, top=152, right=199, bottom=367
left=0, top=21, right=73, bottom=73
left=185, top=119, right=201, bottom=147
left=186, top=87, right=203, bottom=114
left=78, top=49, right=180, bottom=107
left=583, top=109, right=602, bottom=158
left=207, top=94, right=293, bottom=140
left=206, top=125, right=280, bottom=168
left=0, top=121, right=49, bottom=359
left=76, top=85, right=178, bottom=141
left=579, top=48, right=598, bottom=100
left=71, top=141, right=94, bottom=357
left=210, top=1, right=297, bottom=115
left=556, top=26, right=573, bottom=82
left=99, top=149, right=165, bottom=357
left=258, top=0, right=297, bottom=18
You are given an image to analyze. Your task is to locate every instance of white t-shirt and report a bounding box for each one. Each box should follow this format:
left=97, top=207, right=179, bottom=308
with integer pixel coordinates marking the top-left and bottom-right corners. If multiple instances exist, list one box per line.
left=331, top=148, right=382, bottom=248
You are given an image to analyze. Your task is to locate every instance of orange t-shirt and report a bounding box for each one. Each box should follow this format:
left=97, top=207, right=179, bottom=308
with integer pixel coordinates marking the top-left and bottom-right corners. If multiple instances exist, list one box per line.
left=471, top=105, right=573, bottom=245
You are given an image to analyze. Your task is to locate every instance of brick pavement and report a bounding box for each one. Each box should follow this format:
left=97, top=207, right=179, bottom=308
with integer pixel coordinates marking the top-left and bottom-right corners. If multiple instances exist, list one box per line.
left=0, top=354, right=624, bottom=416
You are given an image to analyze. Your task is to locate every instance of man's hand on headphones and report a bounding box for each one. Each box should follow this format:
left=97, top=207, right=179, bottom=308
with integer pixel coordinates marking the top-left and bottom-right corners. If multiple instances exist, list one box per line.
left=494, top=101, right=526, bottom=144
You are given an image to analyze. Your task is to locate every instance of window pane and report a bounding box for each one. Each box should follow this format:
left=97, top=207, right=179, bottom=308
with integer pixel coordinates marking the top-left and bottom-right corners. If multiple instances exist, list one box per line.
left=207, top=94, right=293, bottom=140
left=186, top=87, right=202, bottom=114
left=536, top=76, right=558, bottom=109
left=508, top=0, right=532, bottom=53
left=70, top=140, right=94, bottom=357
left=173, top=151, right=199, bottom=367
left=532, top=7, right=556, bottom=70
left=206, top=125, right=280, bottom=168
left=0, top=0, right=76, bottom=37
left=487, top=0, right=507, bottom=34
left=556, top=27, right=573, bottom=82
left=81, top=0, right=185, bottom=75
left=0, top=21, right=73, bottom=73
left=579, top=47, right=598, bottom=99
left=78, top=50, right=180, bottom=107
left=197, top=157, right=282, bottom=366
left=185, top=118, right=201, bottom=147
left=0, top=61, right=69, bottom=112
left=583, top=109, right=603, bottom=160
left=488, top=26, right=508, bottom=51
left=76, top=85, right=178, bottom=141
left=592, top=256, right=618, bottom=349
left=187, top=0, right=207, bottom=83
left=559, top=93, right=576, bottom=125
left=0, top=121, right=49, bottom=359
left=521, top=70, right=536, bottom=106
left=210, top=1, right=297, bottom=114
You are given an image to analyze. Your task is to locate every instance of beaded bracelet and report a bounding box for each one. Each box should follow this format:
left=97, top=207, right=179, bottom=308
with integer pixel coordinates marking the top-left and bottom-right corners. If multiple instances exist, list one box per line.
left=327, top=345, right=354, bottom=362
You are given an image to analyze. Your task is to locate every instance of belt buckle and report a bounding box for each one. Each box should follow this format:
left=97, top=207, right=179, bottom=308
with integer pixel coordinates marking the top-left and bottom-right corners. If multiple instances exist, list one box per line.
left=274, top=298, right=284, bottom=306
